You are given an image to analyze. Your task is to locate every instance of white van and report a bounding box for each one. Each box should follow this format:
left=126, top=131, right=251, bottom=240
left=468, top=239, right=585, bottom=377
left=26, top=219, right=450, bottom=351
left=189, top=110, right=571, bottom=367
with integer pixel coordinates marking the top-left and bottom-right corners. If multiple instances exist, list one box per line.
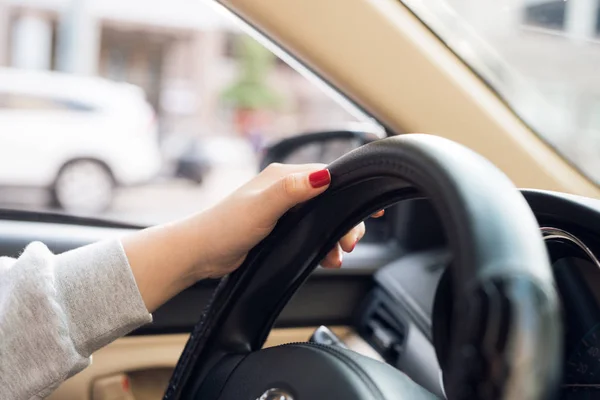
left=0, top=68, right=162, bottom=213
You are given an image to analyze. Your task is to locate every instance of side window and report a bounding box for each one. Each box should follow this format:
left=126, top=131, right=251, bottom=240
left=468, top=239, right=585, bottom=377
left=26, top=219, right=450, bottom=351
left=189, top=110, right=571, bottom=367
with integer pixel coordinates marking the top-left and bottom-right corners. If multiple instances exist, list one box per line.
left=0, top=93, right=9, bottom=109
left=0, top=93, right=93, bottom=112
left=524, top=1, right=566, bottom=30
left=10, top=94, right=58, bottom=110
left=523, top=0, right=600, bottom=36
left=0, top=5, right=365, bottom=223
left=54, top=99, right=95, bottom=112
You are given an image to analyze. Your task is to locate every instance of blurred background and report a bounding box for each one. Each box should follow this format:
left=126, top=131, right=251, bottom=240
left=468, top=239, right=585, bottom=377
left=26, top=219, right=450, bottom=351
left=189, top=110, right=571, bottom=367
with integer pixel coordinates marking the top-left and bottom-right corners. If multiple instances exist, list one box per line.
left=0, top=0, right=362, bottom=224
left=1, top=0, right=600, bottom=225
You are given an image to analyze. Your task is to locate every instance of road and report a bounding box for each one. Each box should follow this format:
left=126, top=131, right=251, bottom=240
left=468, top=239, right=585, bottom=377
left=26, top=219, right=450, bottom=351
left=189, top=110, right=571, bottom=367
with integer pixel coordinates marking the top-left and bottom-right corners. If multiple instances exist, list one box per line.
left=0, top=166, right=257, bottom=226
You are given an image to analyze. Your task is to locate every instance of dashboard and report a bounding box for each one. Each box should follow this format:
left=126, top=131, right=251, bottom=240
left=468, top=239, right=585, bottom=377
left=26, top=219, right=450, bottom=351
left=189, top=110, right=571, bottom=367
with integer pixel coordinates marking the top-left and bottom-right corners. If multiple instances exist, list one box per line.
left=357, top=189, right=600, bottom=400
left=546, top=229, right=600, bottom=399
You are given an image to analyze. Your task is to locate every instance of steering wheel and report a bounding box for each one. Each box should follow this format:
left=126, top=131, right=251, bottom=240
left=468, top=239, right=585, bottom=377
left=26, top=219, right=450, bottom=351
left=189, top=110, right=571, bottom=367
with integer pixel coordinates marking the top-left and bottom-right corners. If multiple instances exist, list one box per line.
left=163, top=134, right=562, bottom=400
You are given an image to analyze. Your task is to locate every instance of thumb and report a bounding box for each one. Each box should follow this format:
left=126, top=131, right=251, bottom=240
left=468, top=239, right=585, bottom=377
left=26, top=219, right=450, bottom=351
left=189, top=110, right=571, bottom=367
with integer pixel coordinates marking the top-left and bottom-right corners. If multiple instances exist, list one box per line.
left=265, top=168, right=331, bottom=221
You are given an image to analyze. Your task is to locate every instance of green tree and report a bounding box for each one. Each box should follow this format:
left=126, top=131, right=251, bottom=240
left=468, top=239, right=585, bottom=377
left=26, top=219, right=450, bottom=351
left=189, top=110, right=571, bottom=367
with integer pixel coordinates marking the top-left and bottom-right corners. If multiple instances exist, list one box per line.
left=221, top=35, right=282, bottom=110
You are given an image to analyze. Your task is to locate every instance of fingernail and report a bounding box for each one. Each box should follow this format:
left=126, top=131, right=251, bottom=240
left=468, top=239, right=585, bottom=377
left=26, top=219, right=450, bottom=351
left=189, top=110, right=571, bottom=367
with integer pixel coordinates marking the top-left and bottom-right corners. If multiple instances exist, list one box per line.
left=349, top=239, right=358, bottom=252
left=372, top=210, right=385, bottom=218
left=308, top=169, right=331, bottom=188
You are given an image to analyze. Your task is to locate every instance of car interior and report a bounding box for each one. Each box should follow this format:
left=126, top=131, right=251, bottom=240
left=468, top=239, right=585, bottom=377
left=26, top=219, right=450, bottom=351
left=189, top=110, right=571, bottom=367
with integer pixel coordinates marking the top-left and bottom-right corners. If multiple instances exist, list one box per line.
left=3, top=0, right=600, bottom=399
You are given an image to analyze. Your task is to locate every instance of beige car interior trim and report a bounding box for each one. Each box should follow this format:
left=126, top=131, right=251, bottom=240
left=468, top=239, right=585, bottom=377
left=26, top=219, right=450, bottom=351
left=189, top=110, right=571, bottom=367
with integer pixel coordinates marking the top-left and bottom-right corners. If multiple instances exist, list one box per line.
left=220, top=0, right=600, bottom=197
left=49, top=327, right=378, bottom=400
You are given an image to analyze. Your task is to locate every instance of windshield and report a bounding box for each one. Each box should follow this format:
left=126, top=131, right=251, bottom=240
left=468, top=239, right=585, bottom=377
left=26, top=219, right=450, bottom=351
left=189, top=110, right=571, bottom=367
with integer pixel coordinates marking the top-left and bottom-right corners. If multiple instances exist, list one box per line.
left=401, top=0, right=600, bottom=183
left=0, top=0, right=365, bottom=225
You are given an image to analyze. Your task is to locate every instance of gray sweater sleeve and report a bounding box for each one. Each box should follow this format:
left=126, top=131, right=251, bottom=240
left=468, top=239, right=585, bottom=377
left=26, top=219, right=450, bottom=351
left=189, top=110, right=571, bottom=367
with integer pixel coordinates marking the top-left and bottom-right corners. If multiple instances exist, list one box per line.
left=0, top=240, right=152, bottom=399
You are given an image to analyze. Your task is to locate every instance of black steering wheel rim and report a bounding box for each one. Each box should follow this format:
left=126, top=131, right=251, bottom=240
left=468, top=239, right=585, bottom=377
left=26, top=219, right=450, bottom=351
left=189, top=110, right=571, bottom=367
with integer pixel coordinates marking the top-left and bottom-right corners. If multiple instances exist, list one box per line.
left=164, top=134, right=562, bottom=400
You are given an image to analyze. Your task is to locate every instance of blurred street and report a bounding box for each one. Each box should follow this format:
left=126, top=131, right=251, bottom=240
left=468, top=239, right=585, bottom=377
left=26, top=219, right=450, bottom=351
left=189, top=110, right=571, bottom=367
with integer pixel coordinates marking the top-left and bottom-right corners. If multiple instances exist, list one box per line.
left=0, top=166, right=257, bottom=226
left=107, top=166, right=256, bottom=225
left=0, top=0, right=359, bottom=220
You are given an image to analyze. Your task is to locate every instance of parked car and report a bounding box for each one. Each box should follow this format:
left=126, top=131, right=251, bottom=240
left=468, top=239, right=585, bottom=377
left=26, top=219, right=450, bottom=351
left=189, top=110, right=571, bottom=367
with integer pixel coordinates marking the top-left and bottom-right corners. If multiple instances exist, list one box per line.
left=0, top=68, right=161, bottom=213
left=162, top=134, right=257, bottom=184
left=161, top=134, right=212, bottom=184
left=174, top=139, right=212, bottom=184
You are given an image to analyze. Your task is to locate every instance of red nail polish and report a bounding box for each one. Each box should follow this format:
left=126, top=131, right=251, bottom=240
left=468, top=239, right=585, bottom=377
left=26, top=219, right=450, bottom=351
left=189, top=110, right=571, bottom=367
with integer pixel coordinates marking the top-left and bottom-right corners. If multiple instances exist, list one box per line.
left=309, top=169, right=331, bottom=188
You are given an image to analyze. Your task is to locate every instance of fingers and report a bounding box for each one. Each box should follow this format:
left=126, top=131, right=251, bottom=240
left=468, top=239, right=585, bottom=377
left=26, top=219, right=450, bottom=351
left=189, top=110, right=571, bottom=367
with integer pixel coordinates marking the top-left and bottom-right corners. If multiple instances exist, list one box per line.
left=261, top=163, right=327, bottom=179
left=255, top=164, right=384, bottom=269
left=262, top=166, right=332, bottom=221
left=372, top=210, right=385, bottom=218
left=339, top=222, right=365, bottom=253
left=255, top=163, right=327, bottom=187
left=321, top=243, right=343, bottom=268
left=323, top=223, right=365, bottom=268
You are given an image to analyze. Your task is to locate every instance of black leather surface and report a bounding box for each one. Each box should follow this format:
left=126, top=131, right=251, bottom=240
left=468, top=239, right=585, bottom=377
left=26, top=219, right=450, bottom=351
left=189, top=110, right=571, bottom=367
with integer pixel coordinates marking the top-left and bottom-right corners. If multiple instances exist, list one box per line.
left=260, top=129, right=378, bottom=169
left=216, top=343, right=437, bottom=400
left=164, top=134, right=562, bottom=400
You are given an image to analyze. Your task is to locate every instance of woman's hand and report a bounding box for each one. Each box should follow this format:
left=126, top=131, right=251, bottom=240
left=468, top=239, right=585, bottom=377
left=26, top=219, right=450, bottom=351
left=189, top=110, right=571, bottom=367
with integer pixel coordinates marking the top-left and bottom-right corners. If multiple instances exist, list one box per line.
left=123, top=164, right=382, bottom=312
left=194, top=163, right=383, bottom=276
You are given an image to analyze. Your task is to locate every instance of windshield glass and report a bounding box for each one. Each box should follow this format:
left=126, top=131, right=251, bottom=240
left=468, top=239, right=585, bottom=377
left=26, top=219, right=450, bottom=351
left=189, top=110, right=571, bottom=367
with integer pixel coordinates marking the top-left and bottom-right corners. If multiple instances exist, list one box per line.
left=0, top=0, right=367, bottom=225
left=401, top=0, right=600, bottom=183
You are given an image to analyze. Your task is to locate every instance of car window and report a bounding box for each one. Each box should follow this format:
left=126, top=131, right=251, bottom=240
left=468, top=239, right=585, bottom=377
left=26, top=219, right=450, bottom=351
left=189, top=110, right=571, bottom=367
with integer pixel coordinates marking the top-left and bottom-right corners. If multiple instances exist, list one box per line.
left=0, top=2, right=371, bottom=225
left=400, top=0, right=600, bottom=184
left=0, top=93, right=93, bottom=112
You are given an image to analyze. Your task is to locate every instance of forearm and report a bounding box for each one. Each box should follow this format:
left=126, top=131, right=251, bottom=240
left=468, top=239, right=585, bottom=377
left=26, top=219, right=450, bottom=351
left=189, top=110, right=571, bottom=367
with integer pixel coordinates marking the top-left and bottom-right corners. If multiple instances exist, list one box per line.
left=121, top=211, right=216, bottom=312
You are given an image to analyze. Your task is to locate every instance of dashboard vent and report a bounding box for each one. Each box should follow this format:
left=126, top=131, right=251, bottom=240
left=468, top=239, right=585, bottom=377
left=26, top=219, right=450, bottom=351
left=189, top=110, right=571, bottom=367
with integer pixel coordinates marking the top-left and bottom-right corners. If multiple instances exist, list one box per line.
left=357, top=289, right=407, bottom=363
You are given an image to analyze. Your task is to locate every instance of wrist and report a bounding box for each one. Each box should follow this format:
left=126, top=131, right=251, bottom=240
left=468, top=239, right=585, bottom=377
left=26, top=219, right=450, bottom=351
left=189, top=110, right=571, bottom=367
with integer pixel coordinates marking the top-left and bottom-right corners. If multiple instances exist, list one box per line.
left=174, top=209, right=237, bottom=282
left=123, top=214, right=214, bottom=311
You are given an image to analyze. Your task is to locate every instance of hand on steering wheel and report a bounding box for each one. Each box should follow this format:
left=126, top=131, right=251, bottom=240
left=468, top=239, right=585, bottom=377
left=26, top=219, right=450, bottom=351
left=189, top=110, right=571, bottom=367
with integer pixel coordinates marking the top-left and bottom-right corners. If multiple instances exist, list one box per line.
left=194, top=163, right=383, bottom=277
left=124, top=163, right=383, bottom=312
